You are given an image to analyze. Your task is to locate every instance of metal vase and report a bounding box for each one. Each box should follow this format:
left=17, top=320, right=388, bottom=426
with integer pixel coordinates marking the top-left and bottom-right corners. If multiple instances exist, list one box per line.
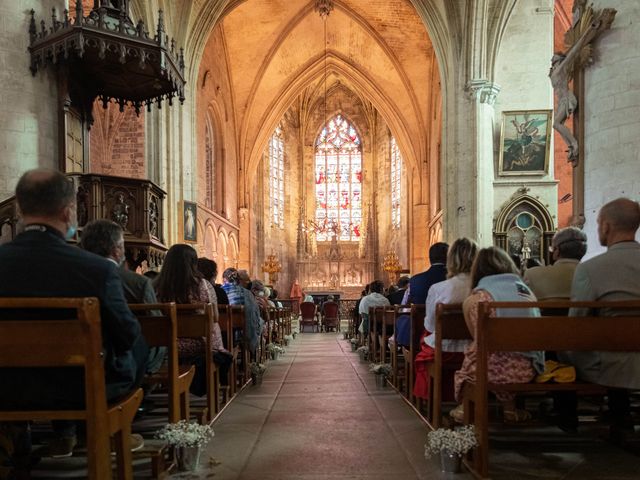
left=440, top=450, right=462, bottom=473
left=176, top=446, right=201, bottom=472
left=251, top=372, right=263, bottom=386
left=375, top=373, right=386, bottom=389
left=270, top=351, right=279, bottom=361
left=350, top=343, right=357, bottom=352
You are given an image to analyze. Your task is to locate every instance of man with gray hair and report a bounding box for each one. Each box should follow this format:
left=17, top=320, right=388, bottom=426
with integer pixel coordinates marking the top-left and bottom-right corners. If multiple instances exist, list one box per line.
left=559, top=198, right=640, bottom=433
left=524, top=226, right=587, bottom=300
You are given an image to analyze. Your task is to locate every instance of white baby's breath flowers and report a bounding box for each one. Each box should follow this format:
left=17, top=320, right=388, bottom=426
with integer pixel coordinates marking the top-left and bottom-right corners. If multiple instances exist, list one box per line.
left=250, top=362, right=267, bottom=374
left=266, top=343, right=285, bottom=354
left=424, top=426, right=478, bottom=458
left=356, top=345, right=369, bottom=354
left=156, top=420, right=214, bottom=448
left=369, top=363, right=392, bottom=376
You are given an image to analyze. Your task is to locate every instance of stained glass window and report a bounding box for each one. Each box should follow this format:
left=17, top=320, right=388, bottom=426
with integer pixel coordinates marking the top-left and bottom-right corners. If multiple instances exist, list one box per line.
left=390, top=136, right=402, bottom=229
left=315, top=114, right=362, bottom=241
left=269, top=125, right=285, bottom=228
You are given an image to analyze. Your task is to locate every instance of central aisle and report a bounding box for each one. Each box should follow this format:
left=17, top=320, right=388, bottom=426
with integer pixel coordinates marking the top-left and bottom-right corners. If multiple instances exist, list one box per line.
left=199, top=333, right=468, bottom=479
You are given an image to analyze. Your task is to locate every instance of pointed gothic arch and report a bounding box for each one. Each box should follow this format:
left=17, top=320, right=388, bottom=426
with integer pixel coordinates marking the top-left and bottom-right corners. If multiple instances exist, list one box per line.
left=494, top=194, right=556, bottom=266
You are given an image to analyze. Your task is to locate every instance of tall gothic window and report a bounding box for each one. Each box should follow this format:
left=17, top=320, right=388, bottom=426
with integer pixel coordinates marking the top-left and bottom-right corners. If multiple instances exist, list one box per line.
left=315, top=114, right=362, bottom=242
left=269, top=125, right=285, bottom=228
left=390, top=136, right=402, bottom=229
left=205, top=115, right=214, bottom=209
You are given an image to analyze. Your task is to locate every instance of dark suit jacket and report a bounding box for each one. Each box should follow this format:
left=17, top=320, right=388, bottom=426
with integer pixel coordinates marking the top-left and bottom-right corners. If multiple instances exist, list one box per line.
left=0, top=226, right=146, bottom=407
left=118, top=267, right=158, bottom=305
left=388, top=288, right=407, bottom=305
left=408, top=264, right=447, bottom=304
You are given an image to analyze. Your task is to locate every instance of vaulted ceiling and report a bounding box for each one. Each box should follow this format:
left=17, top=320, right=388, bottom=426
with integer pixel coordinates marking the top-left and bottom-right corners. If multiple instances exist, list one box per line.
left=203, top=0, right=440, bottom=176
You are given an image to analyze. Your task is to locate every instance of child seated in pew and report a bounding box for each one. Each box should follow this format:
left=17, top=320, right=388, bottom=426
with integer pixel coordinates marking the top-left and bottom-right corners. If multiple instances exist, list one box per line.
left=451, top=247, right=545, bottom=423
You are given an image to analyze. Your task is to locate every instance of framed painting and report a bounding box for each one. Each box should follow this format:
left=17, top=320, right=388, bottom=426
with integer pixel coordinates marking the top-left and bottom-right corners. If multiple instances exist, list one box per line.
left=498, top=110, right=552, bottom=176
left=183, top=201, right=197, bottom=242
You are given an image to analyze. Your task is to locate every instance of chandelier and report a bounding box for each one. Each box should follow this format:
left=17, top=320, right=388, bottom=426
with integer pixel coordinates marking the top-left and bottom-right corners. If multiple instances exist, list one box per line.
left=261, top=252, right=282, bottom=284
left=382, top=251, right=402, bottom=284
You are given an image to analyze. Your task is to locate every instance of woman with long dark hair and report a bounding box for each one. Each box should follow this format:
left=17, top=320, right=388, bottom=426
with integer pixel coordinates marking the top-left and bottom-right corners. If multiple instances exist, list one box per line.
left=154, top=244, right=232, bottom=390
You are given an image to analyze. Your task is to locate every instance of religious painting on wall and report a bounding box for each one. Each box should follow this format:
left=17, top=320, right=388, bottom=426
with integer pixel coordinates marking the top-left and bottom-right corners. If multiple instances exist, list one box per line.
left=498, top=110, right=552, bottom=176
left=183, top=201, right=197, bottom=242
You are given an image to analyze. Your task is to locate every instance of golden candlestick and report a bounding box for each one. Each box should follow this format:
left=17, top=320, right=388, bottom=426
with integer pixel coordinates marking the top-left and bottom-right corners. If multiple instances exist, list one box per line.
left=261, top=252, right=282, bottom=284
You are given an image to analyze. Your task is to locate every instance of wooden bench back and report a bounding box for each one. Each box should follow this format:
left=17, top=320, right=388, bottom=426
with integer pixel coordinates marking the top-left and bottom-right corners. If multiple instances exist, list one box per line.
left=478, top=300, right=640, bottom=353
left=0, top=297, right=110, bottom=479
left=410, top=304, right=426, bottom=355
left=435, top=303, right=471, bottom=342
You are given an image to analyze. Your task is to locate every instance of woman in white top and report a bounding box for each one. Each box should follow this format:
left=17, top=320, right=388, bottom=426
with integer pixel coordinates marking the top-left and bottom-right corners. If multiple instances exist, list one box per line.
left=414, top=238, right=478, bottom=400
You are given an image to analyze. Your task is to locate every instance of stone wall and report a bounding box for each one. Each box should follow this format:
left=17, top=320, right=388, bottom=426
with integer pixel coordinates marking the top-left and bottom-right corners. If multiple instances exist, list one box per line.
left=0, top=1, right=58, bottom=200
left=583, top=0, right=640, bottom=257
left=493, top=0, right=557, bottom=237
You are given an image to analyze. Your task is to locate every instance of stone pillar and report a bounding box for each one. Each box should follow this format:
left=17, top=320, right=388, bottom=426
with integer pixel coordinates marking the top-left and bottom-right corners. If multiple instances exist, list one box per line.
left=442, top=79, right=499, bottom=246
left=583, top=0, right=640, bottom=258
left=0, top=1, right=59, bottom=199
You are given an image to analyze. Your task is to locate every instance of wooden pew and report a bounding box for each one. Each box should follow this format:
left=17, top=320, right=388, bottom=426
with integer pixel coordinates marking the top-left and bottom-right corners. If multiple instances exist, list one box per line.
left=462, top=300, right=640, bottom=479
left=217, top=304, right=234, bottom=401
left=429, top=303, right=470, bottom=428
left=129, top=303, right=195, bottom=424
left=369, top=306, right=385, bottom=362
left=175, top=303, right=218, bottom=423
left=391, top=305, right=409, bottom=390
left=379, top=306, right=395, bottom=365
left=0, top=297, right=143, bottom=480
left=401, top=304, right=425, bottom=404
left=229, top=305, right=250, bottom=390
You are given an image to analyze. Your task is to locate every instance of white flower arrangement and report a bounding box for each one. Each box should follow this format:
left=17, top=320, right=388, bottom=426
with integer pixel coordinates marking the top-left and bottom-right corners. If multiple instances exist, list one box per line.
left=283, top=334, right=294, bottom=342
left=350, top=338, right=359, bottom=345
left=156, top=420, right=214, bottom=448
left=250, top=362, right=267, bottom=375
left=266, top=343, right=285, bottom=354
left=356, top=345, right=369, bottom=354
left=424, top=426, right=478, bottom=458
left=369, top=363, right=392, bottom=376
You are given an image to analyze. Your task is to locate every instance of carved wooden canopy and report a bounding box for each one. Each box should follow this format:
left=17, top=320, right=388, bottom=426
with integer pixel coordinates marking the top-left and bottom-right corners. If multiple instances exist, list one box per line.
left=28, top=0, right=185, bottom=117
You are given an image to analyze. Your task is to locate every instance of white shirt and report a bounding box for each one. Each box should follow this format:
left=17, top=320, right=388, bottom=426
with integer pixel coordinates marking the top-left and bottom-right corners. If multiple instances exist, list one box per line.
left=359, top=292, right=391, bottom=315
left=424, top=273, right=471, bottom=352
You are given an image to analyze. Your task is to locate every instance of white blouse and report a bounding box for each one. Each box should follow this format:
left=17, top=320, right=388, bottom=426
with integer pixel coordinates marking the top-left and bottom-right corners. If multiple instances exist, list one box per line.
left=424, top=273, right=471, bottom=352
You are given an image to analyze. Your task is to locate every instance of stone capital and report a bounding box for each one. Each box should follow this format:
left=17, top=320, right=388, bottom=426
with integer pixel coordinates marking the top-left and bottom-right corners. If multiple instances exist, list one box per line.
left=465, top=79, right=501, bottom=105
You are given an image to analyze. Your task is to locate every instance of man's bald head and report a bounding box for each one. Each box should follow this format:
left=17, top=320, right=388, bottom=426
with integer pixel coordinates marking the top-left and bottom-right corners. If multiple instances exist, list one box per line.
left=597, top=198, right=640, bottom=246
left=15, top=169, right=75, bottom=217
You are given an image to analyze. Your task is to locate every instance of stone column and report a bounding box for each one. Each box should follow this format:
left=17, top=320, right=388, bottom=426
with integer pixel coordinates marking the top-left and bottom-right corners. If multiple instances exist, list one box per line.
left=442, top=79, right=500, bottom=246
left=0, top=1, right=59, bottom=199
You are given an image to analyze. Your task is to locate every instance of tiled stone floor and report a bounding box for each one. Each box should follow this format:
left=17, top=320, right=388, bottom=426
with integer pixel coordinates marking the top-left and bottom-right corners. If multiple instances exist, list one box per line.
left=185, top=333, right=455, bottom=480
left=28, top=332, right=640, bottom=478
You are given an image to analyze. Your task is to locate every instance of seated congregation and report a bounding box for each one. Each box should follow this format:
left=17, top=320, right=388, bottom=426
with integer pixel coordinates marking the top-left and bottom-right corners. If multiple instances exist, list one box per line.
left=1, top=169, right=640, bottom=479
left=0, top=169, right=293, bottom=479
left=351, top=197, right=640, bottom=478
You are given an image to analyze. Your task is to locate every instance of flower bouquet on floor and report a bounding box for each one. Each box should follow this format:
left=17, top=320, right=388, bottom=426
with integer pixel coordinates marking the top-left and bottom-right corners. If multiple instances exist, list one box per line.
left=283, top=334, right=294, bottom=346
left=356, top=345, right=369, bottom=362
left=424, top=425, right=477, bottom=473
left=266, top=343, right=285, bottom=360
left=369, top=363, right=392, bottom=388
left=156, top=420, right=214, bottom=472
left=350, top=338, right=359, bottom=352
left=250, top=362, right=267, bottom=386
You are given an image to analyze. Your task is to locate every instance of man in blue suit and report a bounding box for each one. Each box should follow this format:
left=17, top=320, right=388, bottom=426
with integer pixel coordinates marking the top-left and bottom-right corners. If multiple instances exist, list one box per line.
left=396, top=242, right=448, bottom=346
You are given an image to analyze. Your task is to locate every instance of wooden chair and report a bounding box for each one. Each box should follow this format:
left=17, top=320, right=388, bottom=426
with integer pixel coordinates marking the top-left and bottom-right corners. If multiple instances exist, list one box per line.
left=401, top=304, right=425, bottom=403
left=429, top=303, right=470, bottom=428
left=322, top=302, right=340, bottom=332
left=129, top=303, right=195, bottom=424
left=299, top=302, right=318, bottom=332
left=462, top=300, right=640, bottom=478
left=0, top=297, right=143, bottom=480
